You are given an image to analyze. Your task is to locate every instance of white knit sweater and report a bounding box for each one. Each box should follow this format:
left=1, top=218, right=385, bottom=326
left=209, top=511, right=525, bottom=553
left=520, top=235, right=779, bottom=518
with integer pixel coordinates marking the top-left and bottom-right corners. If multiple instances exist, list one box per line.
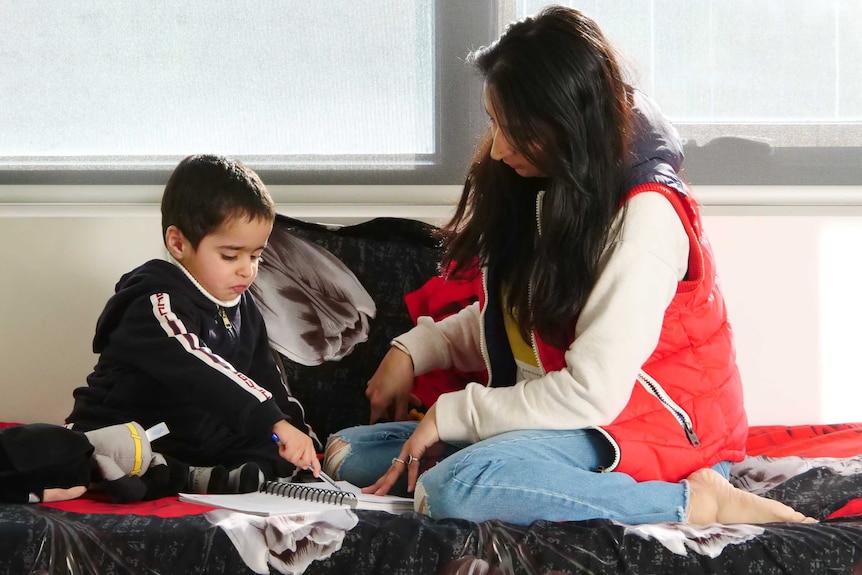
left=394, top=191, right=690, bottom=444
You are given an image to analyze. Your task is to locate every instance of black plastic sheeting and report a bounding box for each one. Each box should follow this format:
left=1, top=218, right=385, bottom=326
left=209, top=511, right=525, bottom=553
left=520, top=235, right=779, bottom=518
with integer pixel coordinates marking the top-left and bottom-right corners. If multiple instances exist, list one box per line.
left=5, top=466, right=862, bottom=575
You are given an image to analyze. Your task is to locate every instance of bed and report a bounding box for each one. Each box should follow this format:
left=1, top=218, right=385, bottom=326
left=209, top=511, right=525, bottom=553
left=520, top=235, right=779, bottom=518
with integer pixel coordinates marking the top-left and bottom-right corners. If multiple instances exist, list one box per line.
left=4, top=215, right=862, bottom=575
left=4, top=423, right=862, bottom=574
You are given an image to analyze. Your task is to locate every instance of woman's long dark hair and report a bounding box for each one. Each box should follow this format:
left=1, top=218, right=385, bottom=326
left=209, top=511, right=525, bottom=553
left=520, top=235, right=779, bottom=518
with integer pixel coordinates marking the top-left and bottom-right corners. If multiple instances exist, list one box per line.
left=444, top=6, right=633, bottom=347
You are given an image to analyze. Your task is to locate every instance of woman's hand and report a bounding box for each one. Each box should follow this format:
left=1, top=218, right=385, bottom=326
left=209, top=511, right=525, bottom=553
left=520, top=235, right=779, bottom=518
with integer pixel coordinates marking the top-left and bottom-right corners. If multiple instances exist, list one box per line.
left=366, top=346, right=419, bottom=423
left=362, top=404, right=442, bottom=495
left=272, top=419, right=320, bottom=475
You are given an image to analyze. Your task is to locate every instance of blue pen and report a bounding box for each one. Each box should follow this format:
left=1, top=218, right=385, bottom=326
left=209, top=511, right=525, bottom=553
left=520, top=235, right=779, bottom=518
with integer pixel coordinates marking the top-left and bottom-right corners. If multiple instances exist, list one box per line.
left=272, top=432, right=342, bottom=491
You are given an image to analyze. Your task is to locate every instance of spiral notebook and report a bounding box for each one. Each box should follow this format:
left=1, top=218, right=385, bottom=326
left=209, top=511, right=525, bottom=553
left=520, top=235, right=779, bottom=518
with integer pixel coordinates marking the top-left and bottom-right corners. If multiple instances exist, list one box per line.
left=179, top=480, right=413, bottom=516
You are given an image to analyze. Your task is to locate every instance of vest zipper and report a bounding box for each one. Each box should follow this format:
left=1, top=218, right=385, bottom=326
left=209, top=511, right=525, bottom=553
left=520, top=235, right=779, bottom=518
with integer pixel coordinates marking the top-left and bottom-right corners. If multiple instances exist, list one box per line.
left=592, top=426, right=621, bottom=473
left=535, top=190, right=544, bottom=236
left=637, top=370, right=701, bottom=447
left=528, top=190, right=546, bottom=372
left=527, top=284, right=545, bottom=375
left=478, top=272, right=493, bottom=386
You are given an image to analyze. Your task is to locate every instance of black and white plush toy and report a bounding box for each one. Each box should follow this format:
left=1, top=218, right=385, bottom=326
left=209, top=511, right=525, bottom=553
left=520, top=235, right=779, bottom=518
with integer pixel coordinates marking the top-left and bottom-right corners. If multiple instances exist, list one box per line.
left=0, top=421, right=212, bottom=504
left=82, top=421, right=188, bottom=503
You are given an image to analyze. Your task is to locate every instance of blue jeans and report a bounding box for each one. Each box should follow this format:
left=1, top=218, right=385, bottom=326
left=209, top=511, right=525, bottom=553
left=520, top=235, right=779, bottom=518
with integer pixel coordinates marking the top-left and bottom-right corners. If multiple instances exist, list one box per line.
left=325, top=421, right=731, bottom=526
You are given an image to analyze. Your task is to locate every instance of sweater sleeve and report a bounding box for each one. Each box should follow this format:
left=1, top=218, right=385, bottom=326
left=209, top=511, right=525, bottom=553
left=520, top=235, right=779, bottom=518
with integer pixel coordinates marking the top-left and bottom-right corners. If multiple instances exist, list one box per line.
left=434, top=192, right=690, bottom=444
left=104, top=291, right=286, bottom=439
left=392, top=300, right=486, bottom=376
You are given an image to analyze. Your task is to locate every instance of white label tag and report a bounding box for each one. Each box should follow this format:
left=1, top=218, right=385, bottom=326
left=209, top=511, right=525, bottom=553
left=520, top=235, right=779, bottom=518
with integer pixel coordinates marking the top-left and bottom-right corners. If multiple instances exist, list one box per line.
left=145, top=422, right=170, bottom=442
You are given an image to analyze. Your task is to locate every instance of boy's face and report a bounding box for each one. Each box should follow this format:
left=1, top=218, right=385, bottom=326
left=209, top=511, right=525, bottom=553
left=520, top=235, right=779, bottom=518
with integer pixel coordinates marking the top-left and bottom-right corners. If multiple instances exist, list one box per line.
left=168, top=215, right=273, bottom=302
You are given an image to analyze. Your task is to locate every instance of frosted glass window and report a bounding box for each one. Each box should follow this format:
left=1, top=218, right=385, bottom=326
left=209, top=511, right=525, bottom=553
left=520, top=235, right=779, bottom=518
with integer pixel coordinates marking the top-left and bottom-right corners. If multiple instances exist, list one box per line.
left=509, top=1, right=862, bottom=184
left=0, top=1, right=434, bottom=168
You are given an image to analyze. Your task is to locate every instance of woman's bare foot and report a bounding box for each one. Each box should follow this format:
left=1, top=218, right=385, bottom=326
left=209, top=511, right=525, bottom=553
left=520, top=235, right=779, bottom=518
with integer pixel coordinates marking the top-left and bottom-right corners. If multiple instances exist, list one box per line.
left=686, top=468, right=817, bottom=525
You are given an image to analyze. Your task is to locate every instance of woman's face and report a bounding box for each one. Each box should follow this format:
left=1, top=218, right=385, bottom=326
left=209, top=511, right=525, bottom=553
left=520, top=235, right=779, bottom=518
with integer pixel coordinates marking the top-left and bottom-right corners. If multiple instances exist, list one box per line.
left=484, top=86, right=546, bottom=178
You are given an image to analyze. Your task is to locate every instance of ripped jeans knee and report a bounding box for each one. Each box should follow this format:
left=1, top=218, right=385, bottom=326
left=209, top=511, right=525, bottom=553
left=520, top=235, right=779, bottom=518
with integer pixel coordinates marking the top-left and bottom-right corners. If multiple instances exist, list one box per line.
left=321, top=422, right=419, bottom=495
left=322, top=435, right=350, bottom=477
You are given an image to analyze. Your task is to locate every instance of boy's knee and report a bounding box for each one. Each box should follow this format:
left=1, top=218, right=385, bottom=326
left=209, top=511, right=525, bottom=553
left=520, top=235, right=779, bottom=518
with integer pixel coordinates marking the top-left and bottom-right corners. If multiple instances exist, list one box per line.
left=322, top=436, right=350, bottom=477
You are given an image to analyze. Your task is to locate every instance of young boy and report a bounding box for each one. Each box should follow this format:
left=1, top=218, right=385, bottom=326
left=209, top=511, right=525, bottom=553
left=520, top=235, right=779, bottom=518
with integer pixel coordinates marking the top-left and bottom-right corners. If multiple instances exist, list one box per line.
left=66, top=154, right=320, bottom=493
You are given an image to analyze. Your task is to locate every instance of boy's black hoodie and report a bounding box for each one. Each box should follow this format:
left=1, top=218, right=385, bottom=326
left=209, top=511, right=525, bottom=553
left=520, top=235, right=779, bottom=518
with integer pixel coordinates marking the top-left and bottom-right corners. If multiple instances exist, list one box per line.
left=67, top=259, right=311, bottom=473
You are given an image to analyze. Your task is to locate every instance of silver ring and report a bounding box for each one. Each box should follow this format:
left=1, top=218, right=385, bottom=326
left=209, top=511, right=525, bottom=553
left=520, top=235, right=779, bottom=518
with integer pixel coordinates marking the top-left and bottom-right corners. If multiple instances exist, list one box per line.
left=391, top=457, right=406, bottom=465
left=406, top=454, right=420, bottom=465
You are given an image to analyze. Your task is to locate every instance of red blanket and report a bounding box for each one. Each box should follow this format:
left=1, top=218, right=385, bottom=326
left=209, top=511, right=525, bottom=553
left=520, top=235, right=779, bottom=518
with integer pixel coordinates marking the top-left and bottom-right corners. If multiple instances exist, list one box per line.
left=41, top=494, right=212, bottom=517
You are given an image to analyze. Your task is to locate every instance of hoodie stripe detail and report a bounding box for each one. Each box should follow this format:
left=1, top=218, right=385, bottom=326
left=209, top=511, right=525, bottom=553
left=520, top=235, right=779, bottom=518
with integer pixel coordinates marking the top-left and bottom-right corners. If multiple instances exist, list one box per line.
left=150, top=293, right=272, bottom=402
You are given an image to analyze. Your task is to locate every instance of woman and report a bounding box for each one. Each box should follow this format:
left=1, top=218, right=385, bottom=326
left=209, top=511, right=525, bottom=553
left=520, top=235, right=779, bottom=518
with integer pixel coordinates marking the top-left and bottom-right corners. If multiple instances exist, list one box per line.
left=323, top=6, right=812, bottom=526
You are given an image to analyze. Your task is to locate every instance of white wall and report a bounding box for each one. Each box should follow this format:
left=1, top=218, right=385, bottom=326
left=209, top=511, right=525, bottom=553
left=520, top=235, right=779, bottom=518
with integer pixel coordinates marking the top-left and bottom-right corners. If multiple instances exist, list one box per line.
left=2, top=185, right=862, bottom=428
left=706, top=213, right=822, bottom=425
left=705, top=205, right=862, bottom=426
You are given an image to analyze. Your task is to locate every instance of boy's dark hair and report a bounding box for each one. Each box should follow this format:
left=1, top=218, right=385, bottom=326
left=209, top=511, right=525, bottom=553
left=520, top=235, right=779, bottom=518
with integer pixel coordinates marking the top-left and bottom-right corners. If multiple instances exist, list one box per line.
left=161, top=154, right=276, bottom=249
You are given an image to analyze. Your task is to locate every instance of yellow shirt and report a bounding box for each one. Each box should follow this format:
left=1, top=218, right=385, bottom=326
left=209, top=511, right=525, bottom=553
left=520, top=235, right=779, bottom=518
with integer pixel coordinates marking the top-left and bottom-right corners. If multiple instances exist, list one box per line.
left=501, top=291, right=543, bottom=380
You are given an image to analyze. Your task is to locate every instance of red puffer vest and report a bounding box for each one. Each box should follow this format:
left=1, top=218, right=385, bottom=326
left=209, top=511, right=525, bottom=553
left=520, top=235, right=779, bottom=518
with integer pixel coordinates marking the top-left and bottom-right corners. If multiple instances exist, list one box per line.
left=481, top=182, right=747, bottom=482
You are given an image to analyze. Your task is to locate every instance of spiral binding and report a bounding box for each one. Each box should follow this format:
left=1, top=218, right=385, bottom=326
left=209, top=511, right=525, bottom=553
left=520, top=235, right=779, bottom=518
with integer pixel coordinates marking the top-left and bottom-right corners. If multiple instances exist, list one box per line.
left=260, top=481, right=358, bottom=508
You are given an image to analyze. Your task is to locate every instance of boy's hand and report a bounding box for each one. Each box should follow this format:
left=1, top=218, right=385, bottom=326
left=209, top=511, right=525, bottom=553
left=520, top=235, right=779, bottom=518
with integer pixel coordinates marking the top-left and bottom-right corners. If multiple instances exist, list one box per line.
left=272, top=419, right=320, bottom=475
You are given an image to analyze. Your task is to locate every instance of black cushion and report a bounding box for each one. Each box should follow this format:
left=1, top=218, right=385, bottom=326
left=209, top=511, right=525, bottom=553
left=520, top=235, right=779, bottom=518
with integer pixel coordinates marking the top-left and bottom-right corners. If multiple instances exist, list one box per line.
left=252, top=215, right=443, bottom=442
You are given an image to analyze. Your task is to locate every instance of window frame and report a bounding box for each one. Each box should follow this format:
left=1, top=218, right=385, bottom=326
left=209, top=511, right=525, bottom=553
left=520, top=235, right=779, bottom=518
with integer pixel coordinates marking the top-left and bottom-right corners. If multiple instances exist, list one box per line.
left=682, top=137, right=862, bottom=186
left=2, top=2, right=859, bottom=188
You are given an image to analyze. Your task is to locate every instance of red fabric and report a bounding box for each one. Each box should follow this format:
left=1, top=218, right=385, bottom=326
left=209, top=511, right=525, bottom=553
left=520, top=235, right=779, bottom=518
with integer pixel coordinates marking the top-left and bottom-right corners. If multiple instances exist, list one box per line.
left=829, top=498, right=862, bottom=519
left=404, top=273, right=486, bottom=409
left=41, top=494, right=212, bottom=518
left=746, top=423, right=862, bottom=458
